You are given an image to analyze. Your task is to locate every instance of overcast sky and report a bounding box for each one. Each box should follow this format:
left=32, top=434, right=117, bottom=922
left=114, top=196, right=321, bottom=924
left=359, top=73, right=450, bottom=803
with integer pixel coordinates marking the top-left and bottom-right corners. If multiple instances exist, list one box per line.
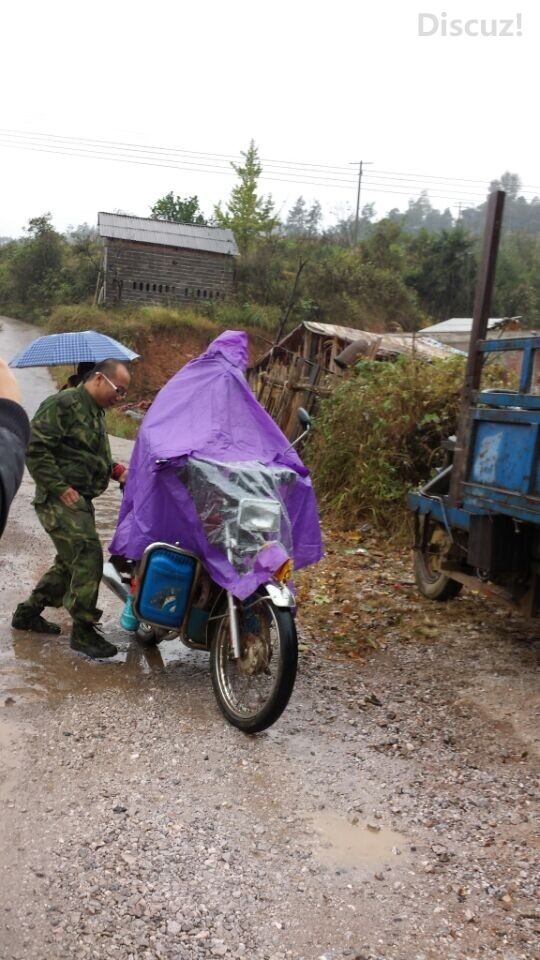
left=0, top=0, right=537, bottom=238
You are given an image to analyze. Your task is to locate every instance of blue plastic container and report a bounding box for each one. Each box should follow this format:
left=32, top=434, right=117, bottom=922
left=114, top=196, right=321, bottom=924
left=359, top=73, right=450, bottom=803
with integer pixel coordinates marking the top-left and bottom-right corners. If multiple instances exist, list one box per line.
left=135, top=546, right=198, bottom=629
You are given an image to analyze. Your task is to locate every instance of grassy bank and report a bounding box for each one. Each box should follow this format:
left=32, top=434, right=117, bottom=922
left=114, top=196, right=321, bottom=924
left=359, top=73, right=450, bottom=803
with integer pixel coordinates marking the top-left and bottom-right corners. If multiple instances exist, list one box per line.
left=46, top=300, right=280, bottom=341
left=42, top=301, right=280, bottom=443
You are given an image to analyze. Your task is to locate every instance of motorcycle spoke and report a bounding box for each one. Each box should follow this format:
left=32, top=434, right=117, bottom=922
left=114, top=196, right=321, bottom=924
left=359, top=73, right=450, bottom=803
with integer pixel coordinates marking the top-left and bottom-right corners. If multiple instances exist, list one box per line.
left=217, top=598, right=282, bottom=719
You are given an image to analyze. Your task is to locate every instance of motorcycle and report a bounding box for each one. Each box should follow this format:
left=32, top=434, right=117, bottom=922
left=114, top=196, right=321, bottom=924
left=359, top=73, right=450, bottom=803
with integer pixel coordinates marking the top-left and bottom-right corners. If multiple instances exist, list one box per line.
left=102, top=409, right=313, bottom=734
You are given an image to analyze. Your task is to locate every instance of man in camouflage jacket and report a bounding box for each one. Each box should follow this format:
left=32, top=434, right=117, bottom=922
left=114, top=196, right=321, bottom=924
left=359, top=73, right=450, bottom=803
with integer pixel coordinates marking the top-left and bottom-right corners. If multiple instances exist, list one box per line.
left=12, top=358, right=131, bottom=659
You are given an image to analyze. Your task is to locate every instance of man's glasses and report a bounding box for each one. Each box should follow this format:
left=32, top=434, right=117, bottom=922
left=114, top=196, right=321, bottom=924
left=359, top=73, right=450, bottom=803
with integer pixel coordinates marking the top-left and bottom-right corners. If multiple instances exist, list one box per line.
left=100, top=372, right=128, bottom=399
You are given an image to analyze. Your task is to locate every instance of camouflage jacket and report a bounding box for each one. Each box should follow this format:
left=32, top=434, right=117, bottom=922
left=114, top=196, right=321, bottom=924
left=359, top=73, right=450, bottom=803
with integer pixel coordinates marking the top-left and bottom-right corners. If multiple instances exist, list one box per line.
left=26, top=385, right=113, bottom=503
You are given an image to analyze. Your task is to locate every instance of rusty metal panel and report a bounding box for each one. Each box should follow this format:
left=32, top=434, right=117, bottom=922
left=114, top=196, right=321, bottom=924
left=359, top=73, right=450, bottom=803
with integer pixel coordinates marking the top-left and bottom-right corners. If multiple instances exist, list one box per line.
left=449, top=190, right=506, bottom=505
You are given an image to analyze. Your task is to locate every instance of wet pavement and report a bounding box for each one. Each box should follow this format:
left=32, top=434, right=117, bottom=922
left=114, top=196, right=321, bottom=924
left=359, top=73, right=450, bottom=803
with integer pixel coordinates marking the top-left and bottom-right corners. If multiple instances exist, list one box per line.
left=0, top=315, right=188, bottom=703
left=1, top=315, right=538, bottom=960
left=0, top=315, right=58, bottom=418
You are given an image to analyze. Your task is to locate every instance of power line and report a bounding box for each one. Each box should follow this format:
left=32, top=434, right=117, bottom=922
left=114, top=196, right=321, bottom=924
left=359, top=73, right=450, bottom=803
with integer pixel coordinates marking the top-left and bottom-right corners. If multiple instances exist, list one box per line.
left=0, top=128, right=537, bottom=210
left=3, top=128, right=538, bottom=191
left=0, top=138, right=490, bottom=208
left=0, top=138, right=489, bottom=207
left=0, top=133, right=491, bottom=201
left=6, top=127, right=540, bottom=194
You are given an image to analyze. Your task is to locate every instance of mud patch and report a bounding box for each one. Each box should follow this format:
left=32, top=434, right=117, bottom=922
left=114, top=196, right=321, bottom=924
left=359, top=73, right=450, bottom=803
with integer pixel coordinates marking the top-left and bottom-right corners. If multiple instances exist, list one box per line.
left=309, top=811, right=407, bottom=870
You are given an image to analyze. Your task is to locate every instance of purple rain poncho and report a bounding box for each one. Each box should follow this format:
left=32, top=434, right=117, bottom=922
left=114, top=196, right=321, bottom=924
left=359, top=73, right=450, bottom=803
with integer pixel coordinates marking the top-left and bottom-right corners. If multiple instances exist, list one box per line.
left=109, top=330, right=323, bottom=599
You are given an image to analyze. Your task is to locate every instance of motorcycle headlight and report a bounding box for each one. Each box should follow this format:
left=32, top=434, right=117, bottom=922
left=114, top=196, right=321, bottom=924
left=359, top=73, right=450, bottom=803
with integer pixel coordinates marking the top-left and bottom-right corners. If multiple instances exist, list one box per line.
left=237, top=497, right=281, bottom=534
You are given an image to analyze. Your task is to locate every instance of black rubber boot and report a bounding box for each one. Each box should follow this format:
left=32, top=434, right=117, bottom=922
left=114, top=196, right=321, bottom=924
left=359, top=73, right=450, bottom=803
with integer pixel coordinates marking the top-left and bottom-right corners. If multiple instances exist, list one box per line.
left=70, top=622, right=118, bottom=659
left=12, top=603, right=61, bottom=635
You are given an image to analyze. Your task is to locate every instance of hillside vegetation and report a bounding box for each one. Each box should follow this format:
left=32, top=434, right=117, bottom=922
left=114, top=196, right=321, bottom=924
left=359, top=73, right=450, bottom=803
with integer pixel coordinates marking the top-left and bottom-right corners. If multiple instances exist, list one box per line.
left=2, top=153, right=536, bottom=533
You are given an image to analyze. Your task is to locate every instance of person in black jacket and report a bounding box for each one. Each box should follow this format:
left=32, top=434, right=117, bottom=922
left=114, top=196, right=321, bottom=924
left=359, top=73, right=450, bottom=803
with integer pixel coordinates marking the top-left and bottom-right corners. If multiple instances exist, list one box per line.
left=0, top=358, right=30, bottom=538
left=60, top=361, right=96, bottom=390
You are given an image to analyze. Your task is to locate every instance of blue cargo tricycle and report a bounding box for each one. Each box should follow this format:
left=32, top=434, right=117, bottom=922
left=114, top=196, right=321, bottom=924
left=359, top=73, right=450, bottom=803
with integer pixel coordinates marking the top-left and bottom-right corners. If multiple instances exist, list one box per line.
left=408, top=191, right=540, bottom=618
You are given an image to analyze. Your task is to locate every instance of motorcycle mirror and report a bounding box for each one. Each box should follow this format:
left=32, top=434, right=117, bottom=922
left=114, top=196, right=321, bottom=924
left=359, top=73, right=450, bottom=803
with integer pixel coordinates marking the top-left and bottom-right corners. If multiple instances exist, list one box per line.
left=297, top=407, right=312, bottom=429
left=283, top=408, right=313, bottom=454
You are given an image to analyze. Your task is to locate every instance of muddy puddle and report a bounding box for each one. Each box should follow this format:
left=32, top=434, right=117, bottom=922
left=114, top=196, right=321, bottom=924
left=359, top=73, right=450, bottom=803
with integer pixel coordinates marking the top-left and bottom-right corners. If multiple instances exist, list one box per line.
left=309, top=811, right=407, bottom=871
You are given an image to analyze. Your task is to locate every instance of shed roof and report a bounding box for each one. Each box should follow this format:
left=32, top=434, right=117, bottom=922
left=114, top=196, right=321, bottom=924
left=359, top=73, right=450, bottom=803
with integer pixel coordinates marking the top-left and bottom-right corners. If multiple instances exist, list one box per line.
left=251, top=321, right=461, bottom=370
left=98, top=212, right=239, bottom=256
left=420, top=317, right=520, bottom=334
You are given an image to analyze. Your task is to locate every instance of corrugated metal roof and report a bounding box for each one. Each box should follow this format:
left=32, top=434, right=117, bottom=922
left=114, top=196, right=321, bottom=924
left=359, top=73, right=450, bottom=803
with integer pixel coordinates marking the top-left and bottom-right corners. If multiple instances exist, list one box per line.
left=299, top=322, right=460, bottom=358
left=420, top=318, right=511, bottom=334
left=252, top=322, right=460, bottom=370
left=98, top=212, right=239, bottom=256
left=303, top=321, right=371, bottom=341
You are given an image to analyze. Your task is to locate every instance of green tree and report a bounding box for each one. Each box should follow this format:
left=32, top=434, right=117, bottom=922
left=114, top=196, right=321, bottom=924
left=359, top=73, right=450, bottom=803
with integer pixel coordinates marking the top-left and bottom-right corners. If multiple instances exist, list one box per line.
left=150, top=192, right=206, bottom=224
left=64, top=224, right=101, bottom=301
left=284, top=196, right=322, bottom=237
left=214, top=140, right=279, bottom=252
left=300, top=242, right=425, bottom=330
left=406, top=227, right=476, bottom=322
left=10, top=214, right=64, bottom=306
left=490, top=172, right=521, bottom=201
left=387, top=192, right=454, bottom=234
left=284, top=196, right=308, bottom=237
left=324, top=203, right=375, bottom=245
left=492, top=232, right=540, bottom=322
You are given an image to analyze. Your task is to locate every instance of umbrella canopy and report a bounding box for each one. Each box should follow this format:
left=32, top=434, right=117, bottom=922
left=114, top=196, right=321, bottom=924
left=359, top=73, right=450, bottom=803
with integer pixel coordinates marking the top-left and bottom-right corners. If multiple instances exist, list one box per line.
left=9, top=330, right=140, bottom=368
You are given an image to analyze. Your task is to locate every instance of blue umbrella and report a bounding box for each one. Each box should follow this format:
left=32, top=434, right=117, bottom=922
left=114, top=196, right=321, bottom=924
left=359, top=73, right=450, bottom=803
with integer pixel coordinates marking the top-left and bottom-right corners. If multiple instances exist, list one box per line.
left=9, top=330, right=140, bottom=368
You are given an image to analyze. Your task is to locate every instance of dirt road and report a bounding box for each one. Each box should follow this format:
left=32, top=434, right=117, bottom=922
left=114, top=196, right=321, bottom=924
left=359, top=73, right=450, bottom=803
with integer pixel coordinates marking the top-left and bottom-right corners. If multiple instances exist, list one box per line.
left=0, top=315, right=539, bottom=960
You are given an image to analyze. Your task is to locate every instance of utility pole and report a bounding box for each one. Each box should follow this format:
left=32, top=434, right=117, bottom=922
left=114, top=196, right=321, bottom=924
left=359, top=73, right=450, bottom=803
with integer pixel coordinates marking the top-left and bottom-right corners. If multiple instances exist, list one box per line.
left=351, top=159, right=373, bottom=244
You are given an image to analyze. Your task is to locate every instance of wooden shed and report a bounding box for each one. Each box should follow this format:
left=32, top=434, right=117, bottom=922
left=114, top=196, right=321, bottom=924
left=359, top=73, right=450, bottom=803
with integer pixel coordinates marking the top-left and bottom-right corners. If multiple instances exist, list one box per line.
left=248, top=321, right=461, bottom=437
left=97, top=212, right=239, bottom=306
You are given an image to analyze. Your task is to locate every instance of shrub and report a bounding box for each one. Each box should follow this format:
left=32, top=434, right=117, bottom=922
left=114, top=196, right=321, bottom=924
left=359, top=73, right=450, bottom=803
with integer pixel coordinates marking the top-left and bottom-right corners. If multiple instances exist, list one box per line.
left=305, top=355, right=467, bottom=533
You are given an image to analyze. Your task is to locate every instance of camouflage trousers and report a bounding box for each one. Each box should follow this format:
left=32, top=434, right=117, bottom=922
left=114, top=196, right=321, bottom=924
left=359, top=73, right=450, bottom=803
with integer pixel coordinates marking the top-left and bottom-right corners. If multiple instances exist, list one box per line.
left=23, top=496, right=103, bottom=625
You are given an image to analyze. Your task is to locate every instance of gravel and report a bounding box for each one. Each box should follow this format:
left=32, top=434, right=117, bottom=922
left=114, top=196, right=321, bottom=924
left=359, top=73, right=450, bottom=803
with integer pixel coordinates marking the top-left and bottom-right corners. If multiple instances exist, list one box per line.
left=1, top=613, right=539, bottom=960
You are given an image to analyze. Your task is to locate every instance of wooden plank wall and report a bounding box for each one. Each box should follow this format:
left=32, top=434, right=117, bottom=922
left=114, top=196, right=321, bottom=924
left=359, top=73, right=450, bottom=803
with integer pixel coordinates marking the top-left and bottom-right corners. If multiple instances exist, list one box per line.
left=104, top=239, right=235, bottom=305
left=249, top=333, right=338, bottom=436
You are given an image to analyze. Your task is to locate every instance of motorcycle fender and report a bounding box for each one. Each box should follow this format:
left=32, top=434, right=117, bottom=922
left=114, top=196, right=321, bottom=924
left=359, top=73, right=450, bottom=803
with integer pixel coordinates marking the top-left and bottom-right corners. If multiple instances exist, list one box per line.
left=262, top=582, right=295, bottom=608
left=209, top=583, right=295, bottom=620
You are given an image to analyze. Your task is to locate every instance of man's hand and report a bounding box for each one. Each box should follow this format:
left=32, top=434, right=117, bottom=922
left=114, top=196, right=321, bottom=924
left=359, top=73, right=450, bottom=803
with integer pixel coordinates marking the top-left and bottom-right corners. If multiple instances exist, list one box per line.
left=0, top=358, right=22, bottom=405
left=60, top=487, right=80, bottom=506
left=111, top=462, right=128, bottom=484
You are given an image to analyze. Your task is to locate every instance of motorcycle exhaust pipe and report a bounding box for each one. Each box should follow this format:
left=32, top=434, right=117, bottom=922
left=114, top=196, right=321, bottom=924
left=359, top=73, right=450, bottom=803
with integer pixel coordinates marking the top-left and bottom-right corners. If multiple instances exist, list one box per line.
left=102, top=561, right=130, bottom=603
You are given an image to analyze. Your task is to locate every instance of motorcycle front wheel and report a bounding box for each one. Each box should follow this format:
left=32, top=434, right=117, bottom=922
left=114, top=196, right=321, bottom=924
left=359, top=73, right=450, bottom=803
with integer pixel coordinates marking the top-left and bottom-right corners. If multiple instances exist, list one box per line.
left=210, top=589, right=298, bottom=734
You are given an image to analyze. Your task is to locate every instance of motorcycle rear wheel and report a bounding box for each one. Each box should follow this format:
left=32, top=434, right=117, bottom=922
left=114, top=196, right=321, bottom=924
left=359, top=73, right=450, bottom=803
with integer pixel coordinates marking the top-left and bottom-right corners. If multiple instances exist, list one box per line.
left=210, top=590, right=298, bottom=734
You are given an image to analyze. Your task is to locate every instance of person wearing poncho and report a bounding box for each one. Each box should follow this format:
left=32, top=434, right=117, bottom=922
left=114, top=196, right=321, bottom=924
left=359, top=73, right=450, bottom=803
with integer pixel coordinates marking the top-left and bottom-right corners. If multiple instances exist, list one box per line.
left=109, top=330, right=323, bottom=600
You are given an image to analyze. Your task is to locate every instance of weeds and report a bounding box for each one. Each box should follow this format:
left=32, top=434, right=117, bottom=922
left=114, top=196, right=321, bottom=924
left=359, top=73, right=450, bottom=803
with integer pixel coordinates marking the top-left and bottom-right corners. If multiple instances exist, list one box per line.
left=105, top=408, right=140, bottom=441
left=45, top=299, right=280, bottom=341
left=305, top=356, right=466, bottom=535
left=305, top=353, right=514, bottom=536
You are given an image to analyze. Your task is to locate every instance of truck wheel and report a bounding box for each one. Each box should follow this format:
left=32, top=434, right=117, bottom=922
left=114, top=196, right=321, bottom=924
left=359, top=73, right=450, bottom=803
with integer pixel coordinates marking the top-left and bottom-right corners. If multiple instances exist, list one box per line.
left=414, top=518, right=463, bottom=601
